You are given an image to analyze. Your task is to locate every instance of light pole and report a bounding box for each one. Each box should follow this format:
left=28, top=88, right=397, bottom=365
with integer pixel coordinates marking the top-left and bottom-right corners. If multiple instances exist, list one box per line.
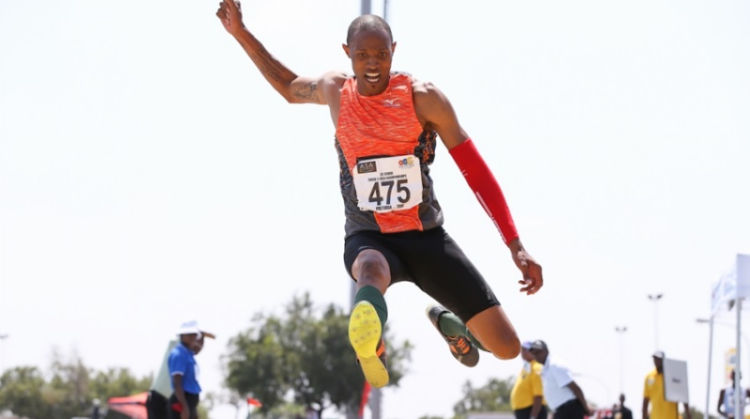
left=615, top=326, right=627, bottom=395
left=697, top=317, right=715, bottom=419
left=648, top=294, right=663, bottom=350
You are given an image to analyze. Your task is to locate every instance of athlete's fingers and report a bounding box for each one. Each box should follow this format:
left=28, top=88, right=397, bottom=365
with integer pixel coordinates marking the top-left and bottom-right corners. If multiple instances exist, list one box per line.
left=518, top=279, right=533, bottom=294
left=218, top=0, right=229, bottom=15
left=521, top=280, right=538, bottom=294
left=519, top=270, right=542, bottom=294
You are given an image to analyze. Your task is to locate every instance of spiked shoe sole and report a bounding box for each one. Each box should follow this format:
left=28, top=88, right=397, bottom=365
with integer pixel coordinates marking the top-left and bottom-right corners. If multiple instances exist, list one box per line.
left=349, top=301, right=389, bottom=388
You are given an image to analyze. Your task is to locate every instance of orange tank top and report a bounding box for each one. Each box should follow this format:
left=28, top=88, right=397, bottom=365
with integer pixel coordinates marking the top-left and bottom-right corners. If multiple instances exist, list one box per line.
left=335, top=73, right=443, bottom=236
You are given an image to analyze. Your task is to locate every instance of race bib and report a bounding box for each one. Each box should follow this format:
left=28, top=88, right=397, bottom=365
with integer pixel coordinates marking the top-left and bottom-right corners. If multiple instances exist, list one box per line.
left=353, top=155, right=423, bottom=213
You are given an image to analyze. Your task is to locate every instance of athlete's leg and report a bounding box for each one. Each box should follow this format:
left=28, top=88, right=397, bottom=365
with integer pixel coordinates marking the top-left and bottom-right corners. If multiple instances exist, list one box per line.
left=392, top=227, right=520, bottom=362
left=465, top=305, right=520, bottom=360
left=348, top=248, right=394, bottom=388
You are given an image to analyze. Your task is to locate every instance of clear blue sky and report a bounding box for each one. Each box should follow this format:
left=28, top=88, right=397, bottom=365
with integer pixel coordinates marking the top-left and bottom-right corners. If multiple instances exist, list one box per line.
left=1, top=0, right=749, bottom=419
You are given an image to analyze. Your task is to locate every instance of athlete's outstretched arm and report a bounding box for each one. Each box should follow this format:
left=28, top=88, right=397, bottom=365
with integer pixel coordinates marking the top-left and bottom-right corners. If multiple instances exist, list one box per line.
left=216, top=0, right=342, bottom=104
left=414, top=82, right=543, bottom=295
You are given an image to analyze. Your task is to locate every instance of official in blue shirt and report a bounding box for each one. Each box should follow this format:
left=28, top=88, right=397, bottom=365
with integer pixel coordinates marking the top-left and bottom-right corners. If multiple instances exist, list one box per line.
left=168, top=321, right=214, bottom=419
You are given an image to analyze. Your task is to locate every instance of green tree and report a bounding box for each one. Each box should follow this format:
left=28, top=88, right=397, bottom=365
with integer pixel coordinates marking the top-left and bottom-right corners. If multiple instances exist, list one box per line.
left=89, top=367, right=153, bottom=402
left=224, top=316, right=289, bottom=412
left=46, top=351, right=93, bottom=419
left=223, top=293, right=412, bottom=418
left=0, top=366, right=52, bottom=419
left=453, top=377, right=515, bottom=419
left=0, top=352, right=152, bottom=419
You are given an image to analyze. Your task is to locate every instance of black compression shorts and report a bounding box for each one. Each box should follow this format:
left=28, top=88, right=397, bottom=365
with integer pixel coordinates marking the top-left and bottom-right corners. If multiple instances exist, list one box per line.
left=343, top=226, right=500, bottom=323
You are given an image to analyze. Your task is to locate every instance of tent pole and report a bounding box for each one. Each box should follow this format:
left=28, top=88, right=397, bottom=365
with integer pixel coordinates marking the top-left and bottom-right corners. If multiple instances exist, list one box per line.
left=736, top=298, right=742, bottom=419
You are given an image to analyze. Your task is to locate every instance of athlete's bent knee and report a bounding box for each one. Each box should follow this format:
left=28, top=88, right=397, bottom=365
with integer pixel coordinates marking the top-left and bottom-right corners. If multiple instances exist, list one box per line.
left=358, top=258, right=387, bottom=281
left=466, top=306, right=521, bottom=360
left=353, top=250, right=390, bottom=291
left=491, top=338, right=521, bottom=360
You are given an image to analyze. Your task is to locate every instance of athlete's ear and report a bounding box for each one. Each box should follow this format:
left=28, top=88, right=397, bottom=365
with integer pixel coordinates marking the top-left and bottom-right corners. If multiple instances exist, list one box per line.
left=342, top=43, right=351, bottom=57
left=391, top=41, right=397, bottom=55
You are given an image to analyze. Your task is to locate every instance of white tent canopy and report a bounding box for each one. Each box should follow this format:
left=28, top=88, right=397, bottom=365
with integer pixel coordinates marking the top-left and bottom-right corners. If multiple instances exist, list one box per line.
left=706, top=252, right=750, bottom=419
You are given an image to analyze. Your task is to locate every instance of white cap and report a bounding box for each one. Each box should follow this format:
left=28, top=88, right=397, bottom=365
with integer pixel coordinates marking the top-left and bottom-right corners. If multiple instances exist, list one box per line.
left=177, top=320, right=215, bottom=339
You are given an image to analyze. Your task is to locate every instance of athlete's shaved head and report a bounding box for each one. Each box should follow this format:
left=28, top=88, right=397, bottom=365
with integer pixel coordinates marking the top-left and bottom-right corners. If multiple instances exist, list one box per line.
left=342, top=14, right=397, bottom=97
left=346, top=14, right=393, bottom=45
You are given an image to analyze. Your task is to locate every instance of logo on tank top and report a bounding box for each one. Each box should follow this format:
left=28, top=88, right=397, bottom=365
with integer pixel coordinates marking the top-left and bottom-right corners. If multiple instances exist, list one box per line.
left=357, top=161, right=377, bottom=174
left=382, top=98, right=400, bottom=107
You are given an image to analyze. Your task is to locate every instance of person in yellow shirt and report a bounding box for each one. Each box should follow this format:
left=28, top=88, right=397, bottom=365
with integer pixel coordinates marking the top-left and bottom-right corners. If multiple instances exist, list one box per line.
left=642, top=351, right=691, bottom=419
left=512, top=341, right=547, bottom=419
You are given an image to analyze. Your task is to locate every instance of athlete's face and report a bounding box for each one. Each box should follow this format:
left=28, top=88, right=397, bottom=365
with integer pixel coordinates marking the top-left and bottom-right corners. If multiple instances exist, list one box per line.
left=342, top=28, right=397, bottom=97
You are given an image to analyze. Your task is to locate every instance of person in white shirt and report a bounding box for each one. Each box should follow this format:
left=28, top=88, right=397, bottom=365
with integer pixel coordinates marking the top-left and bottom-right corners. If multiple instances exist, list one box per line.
left=530, top=340, right=592, bottom=419
left=718, top=370, right=750, bottom=419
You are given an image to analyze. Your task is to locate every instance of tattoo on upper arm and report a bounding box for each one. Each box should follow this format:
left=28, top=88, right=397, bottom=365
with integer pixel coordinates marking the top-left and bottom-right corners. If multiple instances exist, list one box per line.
left=294, top=82, right=319, bottom=102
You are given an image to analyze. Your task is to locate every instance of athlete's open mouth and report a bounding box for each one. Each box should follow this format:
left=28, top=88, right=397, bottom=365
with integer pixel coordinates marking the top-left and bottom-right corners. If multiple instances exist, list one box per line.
left=365, top=72, right=380, bottom=84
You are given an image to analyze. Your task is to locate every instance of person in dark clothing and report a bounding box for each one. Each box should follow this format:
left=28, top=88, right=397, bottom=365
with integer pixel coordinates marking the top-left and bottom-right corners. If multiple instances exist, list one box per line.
left=615, top=394, right=633, bottom=419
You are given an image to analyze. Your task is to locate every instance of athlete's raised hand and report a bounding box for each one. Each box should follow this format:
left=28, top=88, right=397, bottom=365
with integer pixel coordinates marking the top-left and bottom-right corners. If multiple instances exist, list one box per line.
left=510, top=240, right=543, bottom=295
left=216, top=0, right=244, bottom=36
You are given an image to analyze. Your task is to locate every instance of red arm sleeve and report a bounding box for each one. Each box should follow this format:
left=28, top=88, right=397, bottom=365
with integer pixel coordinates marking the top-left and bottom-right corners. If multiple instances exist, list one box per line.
left=449, top=138, right=519, bottom=245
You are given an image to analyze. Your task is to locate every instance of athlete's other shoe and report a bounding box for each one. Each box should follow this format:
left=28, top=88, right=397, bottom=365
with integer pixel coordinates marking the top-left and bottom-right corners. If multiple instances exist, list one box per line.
left=426, top=303, right=480, bottom=367
left=349, top=301, right=389, bottom=388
